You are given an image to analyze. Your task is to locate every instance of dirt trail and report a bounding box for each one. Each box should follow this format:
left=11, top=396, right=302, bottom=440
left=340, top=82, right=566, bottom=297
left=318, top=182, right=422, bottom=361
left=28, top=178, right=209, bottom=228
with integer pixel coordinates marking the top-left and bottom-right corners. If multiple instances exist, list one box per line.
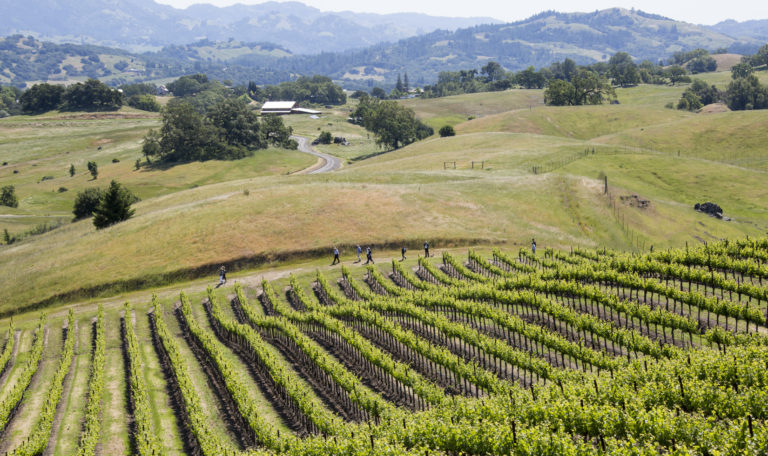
left=100, top=313, right=129, bottom=455
left=291, top=135, right=342, bottom=174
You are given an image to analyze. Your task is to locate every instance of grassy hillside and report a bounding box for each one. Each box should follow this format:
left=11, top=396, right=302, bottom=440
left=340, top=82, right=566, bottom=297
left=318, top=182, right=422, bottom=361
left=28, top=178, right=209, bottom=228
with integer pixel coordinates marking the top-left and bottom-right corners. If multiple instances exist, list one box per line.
left=0, top=108, right=315, bottom=234
left=1, top=77, right=768, bottom=312
left=0, top=78, right=768, bottom=455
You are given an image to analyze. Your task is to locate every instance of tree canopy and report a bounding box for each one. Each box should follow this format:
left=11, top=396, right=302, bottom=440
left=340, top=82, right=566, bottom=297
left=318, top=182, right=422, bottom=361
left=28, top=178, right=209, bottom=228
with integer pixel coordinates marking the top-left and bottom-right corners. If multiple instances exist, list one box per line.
left=62, top=79, right=122, bottom=111
left=352, top=97, right=433, bottom=150
left=253, top=75, right=346, bottom=105
left=20, top=83, right=65, bottom=113
left=0, top=186, right=18, bottom=208
left=92, top=181, right=137, bottom=229
left=143, top=98, right=293, bottom=164
left=544, top=70, right=615, bottom=106
left=725, top=74, right=768, bottom=111
left=20, top=79, right=121, bottom=113
left=72, top=187, right=104, bottom=220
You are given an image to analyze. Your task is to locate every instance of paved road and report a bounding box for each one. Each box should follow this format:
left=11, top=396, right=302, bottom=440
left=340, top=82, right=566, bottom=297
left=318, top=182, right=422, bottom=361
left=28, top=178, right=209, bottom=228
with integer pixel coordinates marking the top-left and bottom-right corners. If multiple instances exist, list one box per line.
left=292, top=135, right=342, bottom=174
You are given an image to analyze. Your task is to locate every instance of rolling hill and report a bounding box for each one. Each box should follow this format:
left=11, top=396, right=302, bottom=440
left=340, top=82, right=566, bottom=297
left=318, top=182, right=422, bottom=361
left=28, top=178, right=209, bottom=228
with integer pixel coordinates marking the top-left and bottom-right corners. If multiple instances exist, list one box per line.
left=711, top=19, right=768, bottom=41
left=2, top=71, right=768, bottom=309
left=0, top=0, right=499, bottom=54
left=3, top=7, right=765, bottom=89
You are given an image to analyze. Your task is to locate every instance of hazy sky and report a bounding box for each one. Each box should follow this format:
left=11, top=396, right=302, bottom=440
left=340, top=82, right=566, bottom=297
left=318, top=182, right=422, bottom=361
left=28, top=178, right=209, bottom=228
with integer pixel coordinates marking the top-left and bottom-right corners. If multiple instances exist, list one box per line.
left=154, top=0, right=767, bottom=25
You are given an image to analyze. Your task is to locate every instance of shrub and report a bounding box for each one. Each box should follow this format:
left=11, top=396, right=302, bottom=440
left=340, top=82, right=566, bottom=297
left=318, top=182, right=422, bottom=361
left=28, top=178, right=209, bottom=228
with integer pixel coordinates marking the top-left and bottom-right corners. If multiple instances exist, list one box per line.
left=93, top=180, right=137, bottom=229
left=439, top=125, right=456, bottom=137
left=112, top=158, right=120, bottom=163
left=317, top=131, right=333, bottom=144
left=73, top=187, right=104, bottom=219
left=1, top=186, right=18, bottom=208
left=127, top=94, right=161, bottom=112
left=58, top=187, right=68, bottom=193
left=87, top=161, right=98, bottom=179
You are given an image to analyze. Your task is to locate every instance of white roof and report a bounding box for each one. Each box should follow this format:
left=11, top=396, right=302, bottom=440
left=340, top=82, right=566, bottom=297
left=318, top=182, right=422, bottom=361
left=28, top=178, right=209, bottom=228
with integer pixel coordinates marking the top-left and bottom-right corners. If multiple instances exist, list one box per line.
left=292, top=107, right=321, bottom=115
left=261, top=101, right=296, bottom=110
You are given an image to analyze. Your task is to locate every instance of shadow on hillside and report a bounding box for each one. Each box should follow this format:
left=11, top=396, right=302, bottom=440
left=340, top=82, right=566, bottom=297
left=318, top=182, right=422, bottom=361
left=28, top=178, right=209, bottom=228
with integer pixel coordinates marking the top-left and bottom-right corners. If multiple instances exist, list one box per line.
left=348, top=148, right=396, bottom=163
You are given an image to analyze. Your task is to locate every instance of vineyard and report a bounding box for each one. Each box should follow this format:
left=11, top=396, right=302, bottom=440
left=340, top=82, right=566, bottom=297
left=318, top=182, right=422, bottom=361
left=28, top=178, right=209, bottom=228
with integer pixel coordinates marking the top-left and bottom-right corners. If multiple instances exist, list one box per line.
left=1, top=237, right=768, bottom=455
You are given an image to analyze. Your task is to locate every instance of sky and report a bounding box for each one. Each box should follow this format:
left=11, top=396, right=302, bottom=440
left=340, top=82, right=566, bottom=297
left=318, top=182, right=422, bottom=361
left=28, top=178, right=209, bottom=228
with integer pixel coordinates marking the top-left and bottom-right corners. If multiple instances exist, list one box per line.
left=154, top=0, right=768, bottom=25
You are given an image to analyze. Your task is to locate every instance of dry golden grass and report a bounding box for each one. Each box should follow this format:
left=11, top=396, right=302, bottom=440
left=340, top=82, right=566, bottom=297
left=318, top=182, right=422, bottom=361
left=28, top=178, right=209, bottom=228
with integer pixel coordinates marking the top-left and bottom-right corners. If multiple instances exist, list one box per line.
left=2, top=84, right=768, bottom=313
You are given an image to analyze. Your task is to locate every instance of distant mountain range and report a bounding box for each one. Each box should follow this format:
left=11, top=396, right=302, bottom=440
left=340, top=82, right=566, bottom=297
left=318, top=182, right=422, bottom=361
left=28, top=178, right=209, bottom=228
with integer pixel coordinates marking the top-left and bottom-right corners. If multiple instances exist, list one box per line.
left=1, top=5, right=766, bottom=89
left=712, top=19, right=768, bottom=42
left=304, top=8, right=763, bottom=87
left=0, top=0, right=500, bottom=54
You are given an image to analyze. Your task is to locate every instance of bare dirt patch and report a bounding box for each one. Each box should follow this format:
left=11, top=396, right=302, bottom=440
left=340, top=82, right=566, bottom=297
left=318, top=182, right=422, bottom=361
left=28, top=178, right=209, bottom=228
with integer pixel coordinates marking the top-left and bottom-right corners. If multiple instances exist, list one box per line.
left=100, top=315, right=128, bottom=455
left=91, top=138, right=114, bottom=147
left=700, top=103, right=730, bottom=114
left=56, top=113, right=158, bottom=121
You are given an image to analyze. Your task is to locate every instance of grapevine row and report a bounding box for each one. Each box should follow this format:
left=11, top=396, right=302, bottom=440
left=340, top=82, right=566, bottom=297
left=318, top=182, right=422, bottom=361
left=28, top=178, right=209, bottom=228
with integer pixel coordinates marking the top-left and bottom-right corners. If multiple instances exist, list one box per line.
left=231, top=286, right=395, bottom=422
left=0, top=322, right=15, bottom=379
left=149, top=298, right=240, bottom=456
left=75, top=305, right=106, bottom=456
left=278, top=277, right=446, bottom=407
left=122, top=302, right=164, bottom=456
left=11, top=310, right=76, bottom=456
left=0, top=315, right=46, bottom=436
left=203, top=287, right=338, bottom=439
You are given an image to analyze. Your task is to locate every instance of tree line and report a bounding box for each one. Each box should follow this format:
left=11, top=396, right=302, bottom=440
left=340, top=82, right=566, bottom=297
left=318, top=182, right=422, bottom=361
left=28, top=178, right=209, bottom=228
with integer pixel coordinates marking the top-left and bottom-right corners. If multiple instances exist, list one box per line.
left=676, top=44, right=768, bottom=111
left=417, top=51, right=704, bottom=101
left=19, top=79, right=122, bottom=113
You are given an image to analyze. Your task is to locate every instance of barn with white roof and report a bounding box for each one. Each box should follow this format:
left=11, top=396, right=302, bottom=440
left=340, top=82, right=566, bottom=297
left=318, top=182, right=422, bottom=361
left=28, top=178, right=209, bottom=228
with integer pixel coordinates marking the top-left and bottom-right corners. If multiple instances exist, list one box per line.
left=260, top=101, right=321, bottom=115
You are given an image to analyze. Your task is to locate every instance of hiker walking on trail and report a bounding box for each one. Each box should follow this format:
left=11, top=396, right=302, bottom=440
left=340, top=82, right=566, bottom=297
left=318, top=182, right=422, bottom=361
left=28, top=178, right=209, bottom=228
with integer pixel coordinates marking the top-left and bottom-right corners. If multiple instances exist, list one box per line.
left=218, top=266, right=227, bottom=286
left=356, top=245, right=362, bottom=263
left=364, top=246, right=374, bottom=264
left=401, top=246, right=407, bottom=261
left=424, top=241, right=430, bottom=258
left=531, top=238, right=537, bottom=255
left=332, top=246, right=340, bottom=265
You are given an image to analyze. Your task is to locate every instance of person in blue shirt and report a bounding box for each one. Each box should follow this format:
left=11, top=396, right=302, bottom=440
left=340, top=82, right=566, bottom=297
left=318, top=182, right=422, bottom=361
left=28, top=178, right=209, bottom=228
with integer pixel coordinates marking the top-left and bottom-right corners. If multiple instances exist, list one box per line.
left=356, top=245, right=362, bottom=263
left=332, top=246, right=340, bottom=265
left=531, top=238, right=537, bottom=255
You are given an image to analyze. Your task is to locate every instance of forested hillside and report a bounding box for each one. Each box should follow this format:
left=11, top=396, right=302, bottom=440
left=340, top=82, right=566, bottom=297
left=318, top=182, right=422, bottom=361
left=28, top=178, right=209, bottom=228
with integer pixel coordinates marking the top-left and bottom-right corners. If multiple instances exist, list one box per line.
left=0, top=0, right=498, bottom=54
left=1, top=8, right=765, bottom=89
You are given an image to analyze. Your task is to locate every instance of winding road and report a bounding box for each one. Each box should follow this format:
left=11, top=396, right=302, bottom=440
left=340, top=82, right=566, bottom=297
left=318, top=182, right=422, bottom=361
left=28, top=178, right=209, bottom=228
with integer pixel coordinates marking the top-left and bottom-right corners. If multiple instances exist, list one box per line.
left=292, top=135, right=342, bottom=174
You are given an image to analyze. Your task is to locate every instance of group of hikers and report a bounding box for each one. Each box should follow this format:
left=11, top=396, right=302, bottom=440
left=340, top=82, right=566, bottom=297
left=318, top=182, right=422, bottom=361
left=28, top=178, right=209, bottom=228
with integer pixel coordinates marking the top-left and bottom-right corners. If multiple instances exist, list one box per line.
left=332, top=241, right=430, bottom=266
left=217, top=239, right=539, bottom=285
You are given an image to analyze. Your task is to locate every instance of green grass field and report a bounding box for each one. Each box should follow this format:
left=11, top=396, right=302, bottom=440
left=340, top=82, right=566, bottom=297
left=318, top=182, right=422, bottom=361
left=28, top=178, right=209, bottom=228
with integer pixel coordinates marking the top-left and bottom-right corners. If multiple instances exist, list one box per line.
left=1, top=74, right=767, bottom=312
left=2, top=67, right=768, bottom=456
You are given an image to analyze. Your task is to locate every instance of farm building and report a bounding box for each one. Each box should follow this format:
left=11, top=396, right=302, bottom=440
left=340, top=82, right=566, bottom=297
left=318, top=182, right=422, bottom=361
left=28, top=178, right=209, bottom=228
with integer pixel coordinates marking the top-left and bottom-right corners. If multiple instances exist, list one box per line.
left=260, top=101, right=321, bottom=115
